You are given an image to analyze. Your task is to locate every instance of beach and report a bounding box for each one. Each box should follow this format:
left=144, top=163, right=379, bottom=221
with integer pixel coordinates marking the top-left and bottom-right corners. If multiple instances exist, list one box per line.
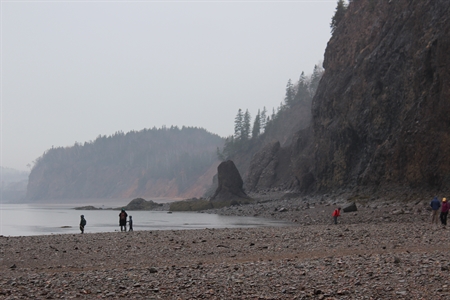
left=1, top=196, right=449, bottom=299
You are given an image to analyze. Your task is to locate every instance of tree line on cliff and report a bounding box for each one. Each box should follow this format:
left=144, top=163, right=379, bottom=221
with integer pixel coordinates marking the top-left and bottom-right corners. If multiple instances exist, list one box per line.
left=27, top=126, right=224, bottom=200
left=217, top=64, right=324, bottom=160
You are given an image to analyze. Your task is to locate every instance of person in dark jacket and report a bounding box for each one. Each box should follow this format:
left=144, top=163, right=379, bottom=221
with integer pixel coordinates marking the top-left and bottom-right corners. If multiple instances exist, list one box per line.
left=80, top=215, right=87, bottom=234
left=128, top=216, right=133, bottom=232
left=440, top=198, right=449, bottom=227
left=430, top=196, right=441, bottom=225
left=119, top=209, right=128, bottom=232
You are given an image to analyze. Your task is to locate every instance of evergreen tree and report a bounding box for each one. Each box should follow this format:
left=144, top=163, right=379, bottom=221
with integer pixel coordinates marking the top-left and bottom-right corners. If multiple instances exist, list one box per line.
left=222, top=136, right=235, bottom=158
left=252, top=109, right=261, bottom=139
left=216, top=146, right=225, bottom=161
left=330, top=0, right=347, bottom=33
left=234, top=109, right=244, bottom=140
left=260, top=106, right=267, bottom=132
left=284, top=79, right=295, bottom=107
left=242, top=109, right=251, bottom=141
left=278, top=102, right=283, bottom=113
left=309, top=64, right=324, bottom=96
left=294, top=71, right=310, bottom=103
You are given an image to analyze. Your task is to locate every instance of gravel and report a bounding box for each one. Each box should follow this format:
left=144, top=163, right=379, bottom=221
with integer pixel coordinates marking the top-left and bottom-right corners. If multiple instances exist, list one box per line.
left=1, top=196, right=448, bottom=299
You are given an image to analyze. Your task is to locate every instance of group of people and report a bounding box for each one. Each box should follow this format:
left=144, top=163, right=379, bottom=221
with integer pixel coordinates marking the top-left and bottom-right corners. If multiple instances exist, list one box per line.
left=77, top=198, right=450, bottom=233
left=430, top=196, right=449, bottom=227
left=78, top=208, right=134, bottom=234
left=333, top=196, right=450, bottom=227
left=119, top=208, right=133, bottom=232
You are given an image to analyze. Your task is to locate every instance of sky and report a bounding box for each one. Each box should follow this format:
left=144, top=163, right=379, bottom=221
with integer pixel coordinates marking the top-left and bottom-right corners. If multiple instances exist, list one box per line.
left=1, top=0, right=338, bottom=172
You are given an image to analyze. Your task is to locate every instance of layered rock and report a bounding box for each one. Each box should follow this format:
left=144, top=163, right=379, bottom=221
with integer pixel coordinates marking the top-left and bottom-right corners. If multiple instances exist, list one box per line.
left=246, top=0, right=450, bottom=197
left=245, top=142, right=281, bottom=191
left=312, top=0, right=450, bottom=193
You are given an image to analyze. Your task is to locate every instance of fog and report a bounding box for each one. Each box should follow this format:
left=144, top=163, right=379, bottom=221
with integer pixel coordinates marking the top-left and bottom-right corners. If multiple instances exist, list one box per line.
left=1, top=0, right=337, bottom=171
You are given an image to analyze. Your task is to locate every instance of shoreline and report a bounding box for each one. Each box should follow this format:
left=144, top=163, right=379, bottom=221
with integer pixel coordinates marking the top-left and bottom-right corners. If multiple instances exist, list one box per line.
left=1, top=196, right=448, bottom=299
left=1, top=222, right=449, bottom=299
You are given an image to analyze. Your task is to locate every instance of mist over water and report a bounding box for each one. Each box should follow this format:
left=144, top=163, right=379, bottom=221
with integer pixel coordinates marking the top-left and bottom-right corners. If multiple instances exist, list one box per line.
left=0, top=204, right=290, bottom=237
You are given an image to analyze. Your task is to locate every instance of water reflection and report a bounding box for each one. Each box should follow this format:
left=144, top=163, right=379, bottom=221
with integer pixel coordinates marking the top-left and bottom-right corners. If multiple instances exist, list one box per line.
left=0, top=204, right=290, bottom=236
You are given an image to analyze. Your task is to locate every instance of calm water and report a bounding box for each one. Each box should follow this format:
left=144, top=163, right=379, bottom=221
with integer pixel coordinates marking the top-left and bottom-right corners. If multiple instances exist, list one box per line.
left=0, top=204, right=289, bottom=237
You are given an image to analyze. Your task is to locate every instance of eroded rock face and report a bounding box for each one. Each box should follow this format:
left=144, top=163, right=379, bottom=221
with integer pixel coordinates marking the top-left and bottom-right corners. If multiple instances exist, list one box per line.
left=245, top=0, right=450, bottom=197
left=311, top=0, right=450, bottom=193
left=245, top=142, right=281, bottom=191
left=211, top=160, right=251, bottom=206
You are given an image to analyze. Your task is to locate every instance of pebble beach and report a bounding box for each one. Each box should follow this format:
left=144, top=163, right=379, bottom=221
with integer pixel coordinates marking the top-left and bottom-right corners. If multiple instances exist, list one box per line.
left=1, top=195, right=449, bottom=299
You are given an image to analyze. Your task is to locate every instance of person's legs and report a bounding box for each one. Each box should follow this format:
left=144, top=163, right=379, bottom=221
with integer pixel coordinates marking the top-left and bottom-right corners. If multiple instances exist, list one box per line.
left=444, top=212, right=448, bottom=226
left=432, top=210, right=439, bottom=224
left=120, top=221, right=126, bottom=231
left=334, top=216, right=337, bottom=224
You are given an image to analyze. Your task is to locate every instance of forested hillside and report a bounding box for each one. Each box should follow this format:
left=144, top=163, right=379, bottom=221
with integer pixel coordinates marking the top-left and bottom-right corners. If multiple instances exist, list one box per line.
left=26, top=126, right=224, bottom=201
left=217, top=65, right=323, bottom=183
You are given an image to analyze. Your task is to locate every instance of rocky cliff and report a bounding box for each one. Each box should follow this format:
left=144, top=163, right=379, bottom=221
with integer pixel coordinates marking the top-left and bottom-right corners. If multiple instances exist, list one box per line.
left=246, top=0, right=450, bottom=197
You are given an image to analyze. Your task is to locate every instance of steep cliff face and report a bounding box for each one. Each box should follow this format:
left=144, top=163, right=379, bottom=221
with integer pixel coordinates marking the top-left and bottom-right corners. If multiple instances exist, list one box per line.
left=312, top=0, right=450, bottom=193
left=239, top=97, right=312, bottom=191
left=246, top=0, right=450, bottom=196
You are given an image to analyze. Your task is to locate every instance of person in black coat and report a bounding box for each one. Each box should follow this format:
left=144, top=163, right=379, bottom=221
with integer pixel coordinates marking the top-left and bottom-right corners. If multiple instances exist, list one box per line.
left=119, top=209, right=128, bottom=232
left=80, top=215, right=87, bottom=234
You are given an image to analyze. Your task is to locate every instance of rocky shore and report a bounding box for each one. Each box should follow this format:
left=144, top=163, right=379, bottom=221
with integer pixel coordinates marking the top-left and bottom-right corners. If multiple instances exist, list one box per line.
left=1, top=195, right=449, bottom=299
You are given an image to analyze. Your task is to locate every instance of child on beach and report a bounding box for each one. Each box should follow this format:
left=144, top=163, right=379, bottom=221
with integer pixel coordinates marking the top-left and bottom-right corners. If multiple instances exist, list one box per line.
left=80, top=215, right=87, bottom=234
left=128, top=216, right=133, bottom=232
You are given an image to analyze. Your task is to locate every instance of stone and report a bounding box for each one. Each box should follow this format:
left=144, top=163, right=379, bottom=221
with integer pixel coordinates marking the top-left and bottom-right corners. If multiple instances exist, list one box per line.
left=343, top=203, right=357, bottom=213
left=210, top=160, right=252, bottom=208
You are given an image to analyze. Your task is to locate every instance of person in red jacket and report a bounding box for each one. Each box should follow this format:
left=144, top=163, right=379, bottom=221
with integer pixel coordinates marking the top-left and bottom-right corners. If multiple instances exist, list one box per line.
left=440, top=198, right=449, bottom=227
left=332, top=207, right=341, bottom=225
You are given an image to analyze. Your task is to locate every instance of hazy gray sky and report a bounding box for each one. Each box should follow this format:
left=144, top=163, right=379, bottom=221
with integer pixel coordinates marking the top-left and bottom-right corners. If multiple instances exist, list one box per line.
left=1, top=0, right=337, bottom=171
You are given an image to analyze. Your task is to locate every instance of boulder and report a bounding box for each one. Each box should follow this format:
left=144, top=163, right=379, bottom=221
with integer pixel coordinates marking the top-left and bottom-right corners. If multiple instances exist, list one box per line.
left=343, top=202, right=357, bottom=213
left=211, top=160, right=252, bottom=208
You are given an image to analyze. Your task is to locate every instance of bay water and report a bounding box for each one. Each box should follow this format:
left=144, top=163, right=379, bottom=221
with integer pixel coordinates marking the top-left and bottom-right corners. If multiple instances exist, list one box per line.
left=0, top=203, right=289, bottom=237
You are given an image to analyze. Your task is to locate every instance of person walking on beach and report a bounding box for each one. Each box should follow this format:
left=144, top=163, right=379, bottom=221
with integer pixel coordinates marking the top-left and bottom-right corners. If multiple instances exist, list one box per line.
left=440, top=198, right=449, bottom=227
left=332, top=207, right=341, bottom=225
left=80, top=215, right=87, bottom=234
left=119, top=209, right=128, bottom=232
left=128, top=216, right=133, bottom=232
left=430, top=196, right=441, bottom=225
